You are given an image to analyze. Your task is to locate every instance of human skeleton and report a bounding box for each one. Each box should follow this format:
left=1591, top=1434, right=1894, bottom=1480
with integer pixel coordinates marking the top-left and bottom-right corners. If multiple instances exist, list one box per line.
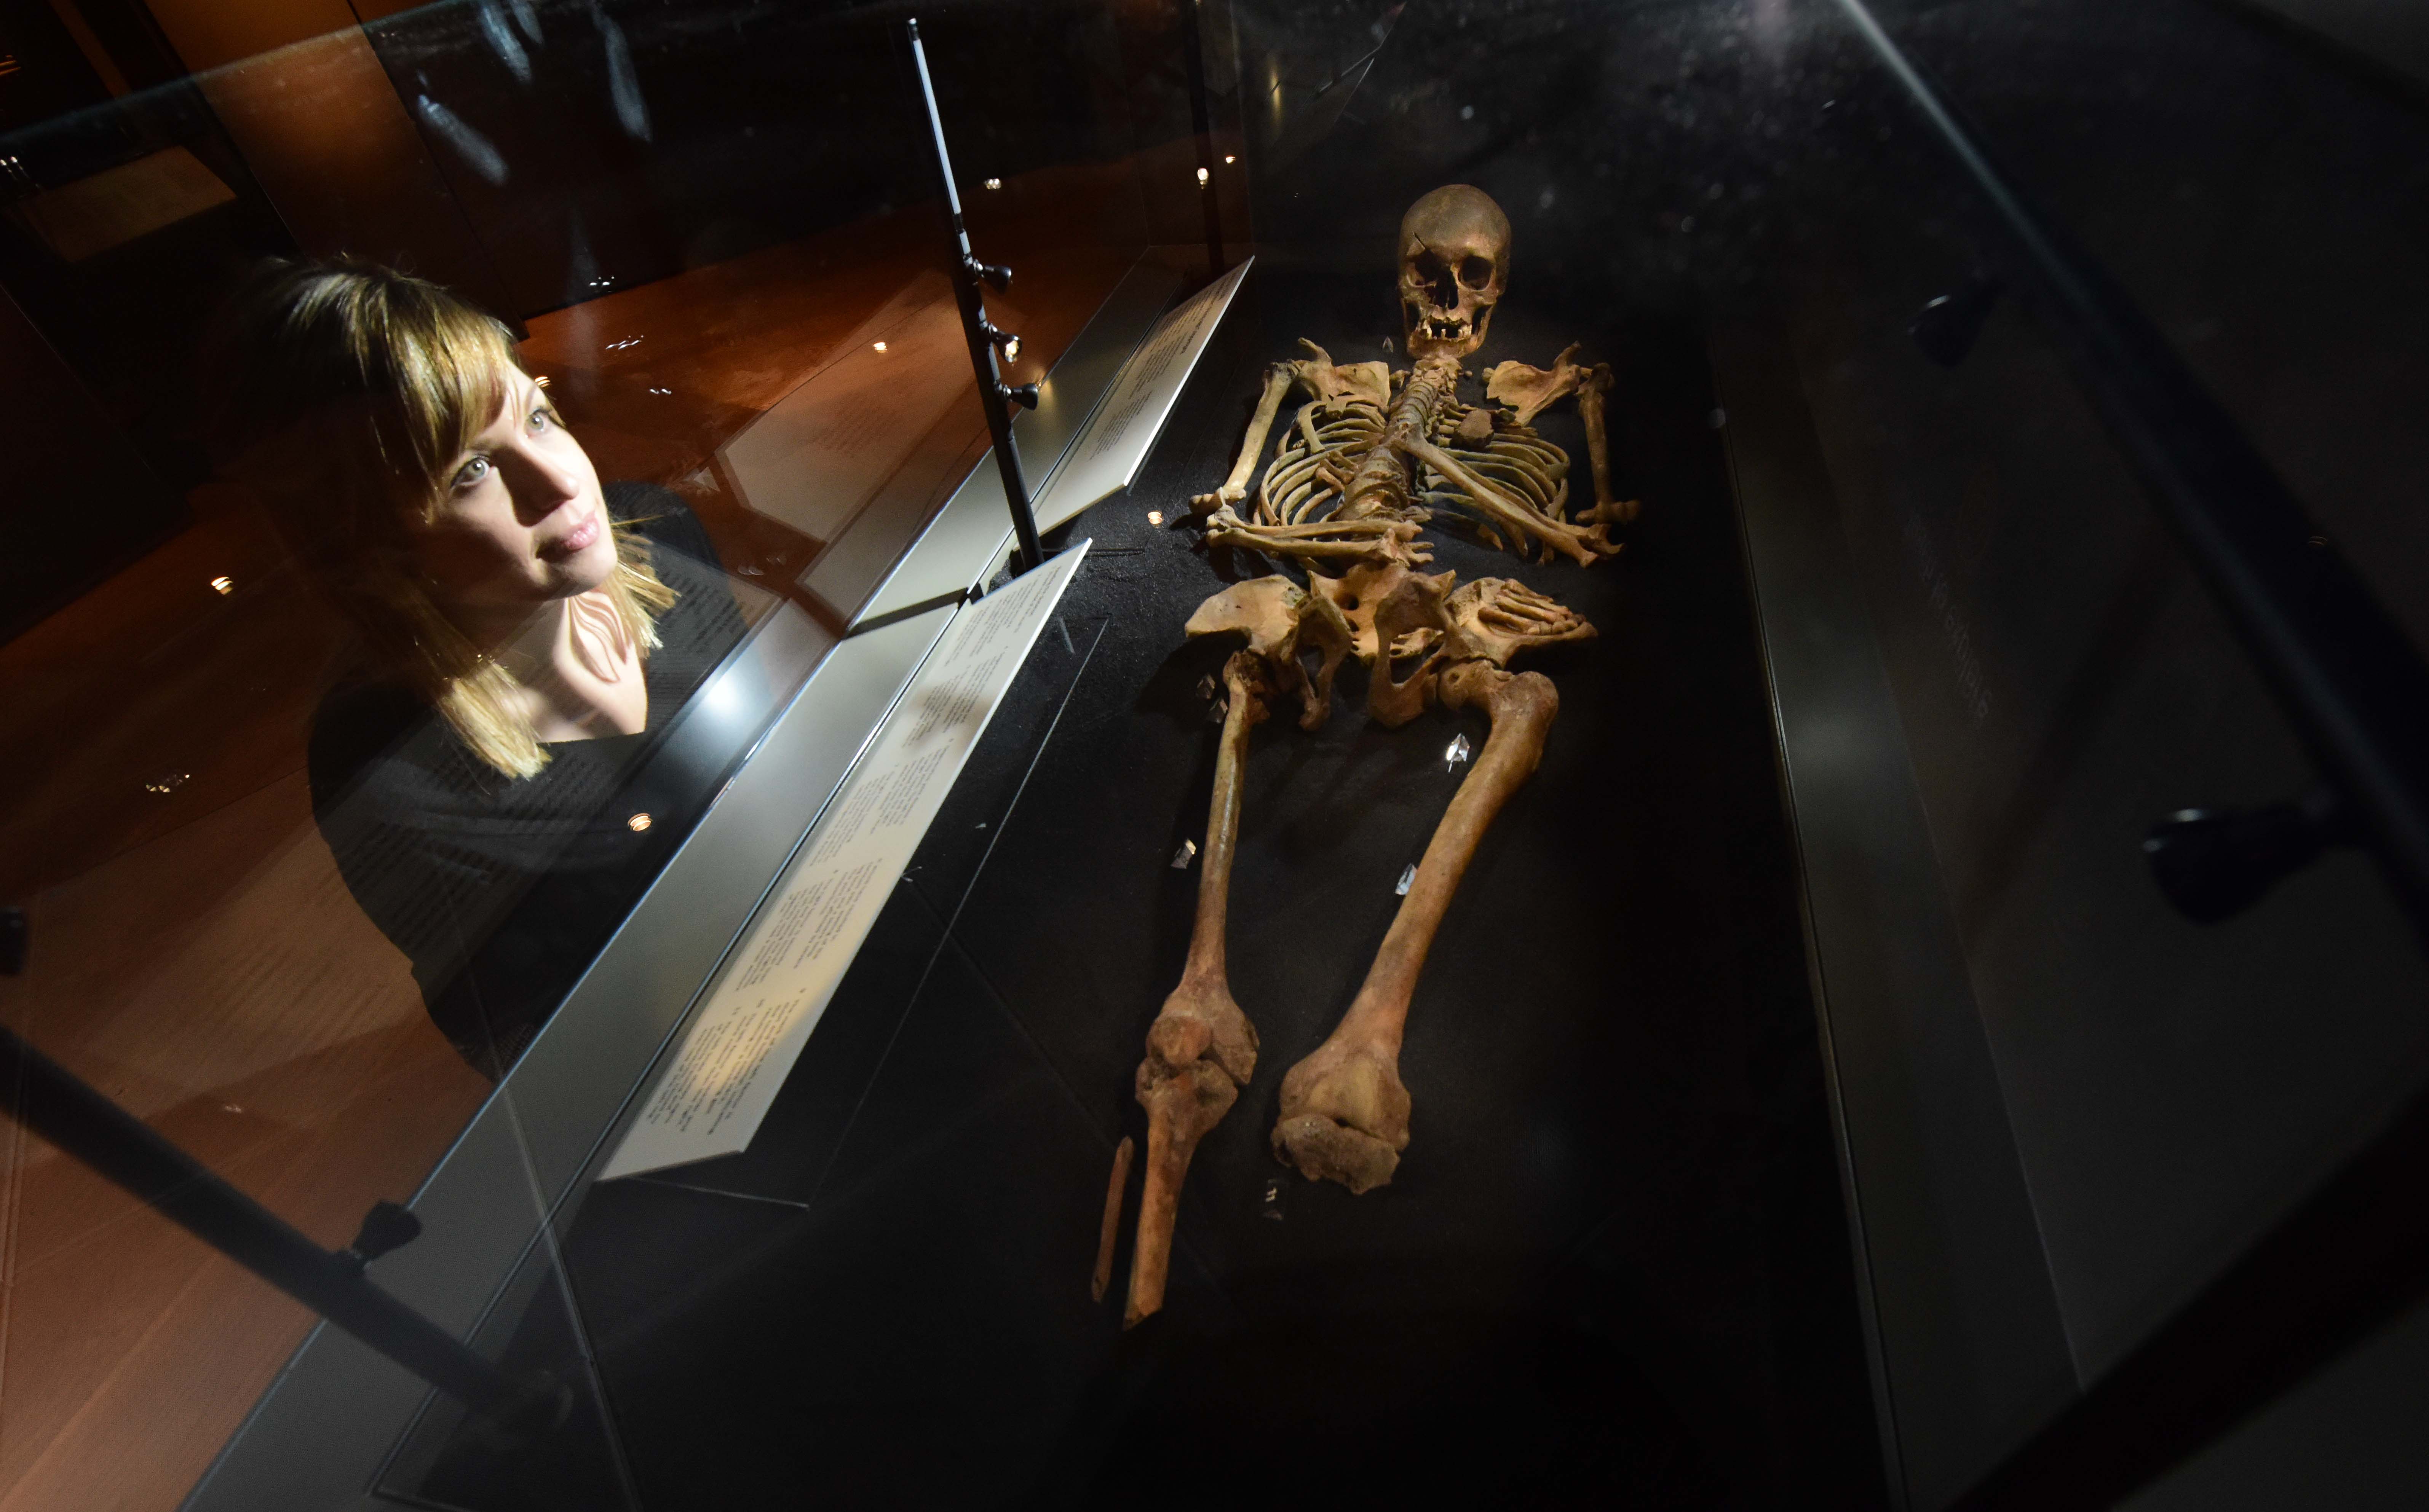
left=1114, top=186, right=1639, bottom=1325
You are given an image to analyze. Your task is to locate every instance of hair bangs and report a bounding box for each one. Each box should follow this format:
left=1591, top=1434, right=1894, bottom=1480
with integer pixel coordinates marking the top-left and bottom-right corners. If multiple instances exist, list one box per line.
left=372, top=290, right=526, bottom=520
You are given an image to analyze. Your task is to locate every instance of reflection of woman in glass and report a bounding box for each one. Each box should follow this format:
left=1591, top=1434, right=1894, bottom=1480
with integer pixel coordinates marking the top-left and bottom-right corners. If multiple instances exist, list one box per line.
left=208, top=258, right=743, bottom=1077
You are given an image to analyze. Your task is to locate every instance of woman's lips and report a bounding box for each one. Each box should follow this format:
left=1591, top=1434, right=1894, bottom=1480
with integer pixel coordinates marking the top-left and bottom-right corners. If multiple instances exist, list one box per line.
left=541, top=511, right=601, bottom=561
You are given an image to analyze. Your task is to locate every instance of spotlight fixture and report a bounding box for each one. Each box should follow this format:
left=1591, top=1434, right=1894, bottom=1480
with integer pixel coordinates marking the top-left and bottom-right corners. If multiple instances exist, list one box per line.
left=209, top=576, right=234, bottom=595
left=627, top=812, right=653, bottom=833
left=873, top=341, right=888, bottom=352
left=983, top=177, right=1002, bottom=190
left=1196, top=167, right=1209, bottom=185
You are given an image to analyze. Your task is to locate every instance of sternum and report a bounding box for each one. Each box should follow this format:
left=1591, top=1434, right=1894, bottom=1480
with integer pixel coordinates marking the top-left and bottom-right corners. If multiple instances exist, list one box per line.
left=1341, top=357, right=1460, bottom=520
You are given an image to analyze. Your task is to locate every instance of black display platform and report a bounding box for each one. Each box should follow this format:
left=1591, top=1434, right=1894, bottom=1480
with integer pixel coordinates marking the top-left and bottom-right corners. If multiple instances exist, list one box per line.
left=426, top=263, right=1886, bottom=1510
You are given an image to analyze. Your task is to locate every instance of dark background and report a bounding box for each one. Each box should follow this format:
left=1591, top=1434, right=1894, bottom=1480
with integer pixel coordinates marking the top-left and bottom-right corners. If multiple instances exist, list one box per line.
left=517, top=263, right=1885, bottom=1510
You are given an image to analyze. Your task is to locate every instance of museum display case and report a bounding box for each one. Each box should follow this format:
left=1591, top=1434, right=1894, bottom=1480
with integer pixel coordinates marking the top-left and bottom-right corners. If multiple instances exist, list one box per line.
left=5, top=0, right=2429, bottom=1507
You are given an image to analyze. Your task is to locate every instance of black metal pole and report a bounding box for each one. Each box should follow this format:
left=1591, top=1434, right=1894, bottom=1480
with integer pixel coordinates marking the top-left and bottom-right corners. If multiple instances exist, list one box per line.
left=907, top=17, right=1044, bottom=575
left=1176, top=0, right=1227, bottom=275
left=0, top=1018, right=543, bottom=1422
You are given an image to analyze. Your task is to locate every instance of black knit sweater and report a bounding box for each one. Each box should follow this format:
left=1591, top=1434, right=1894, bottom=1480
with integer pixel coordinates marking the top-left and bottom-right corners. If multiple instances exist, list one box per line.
left=308, top=485, right=745, bottom=1076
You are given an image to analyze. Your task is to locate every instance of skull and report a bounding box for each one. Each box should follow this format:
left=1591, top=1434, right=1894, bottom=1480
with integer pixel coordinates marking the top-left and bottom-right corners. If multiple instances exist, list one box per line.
left=1397, top=185, right=1511, bottom=360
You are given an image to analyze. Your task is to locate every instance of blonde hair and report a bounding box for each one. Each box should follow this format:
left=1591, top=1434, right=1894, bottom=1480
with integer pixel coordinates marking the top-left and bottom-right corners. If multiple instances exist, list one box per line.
left=206, top=257, right=677, bottom=779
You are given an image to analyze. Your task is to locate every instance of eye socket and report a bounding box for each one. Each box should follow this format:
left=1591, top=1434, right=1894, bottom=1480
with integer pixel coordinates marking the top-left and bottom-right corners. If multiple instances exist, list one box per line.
left=1457, top=255, right=1495, bottom=289
left=1411, top=250, right=1450, bottom=283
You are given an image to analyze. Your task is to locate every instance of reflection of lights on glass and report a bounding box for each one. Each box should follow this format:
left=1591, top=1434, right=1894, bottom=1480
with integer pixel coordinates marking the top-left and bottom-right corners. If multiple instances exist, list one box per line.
left=1225, top=155, right=1236, bottom=164
left=701, top=675, right=753, bottom=726
left=982, top=177, right=1002, bottom=190
left=1196, top=167, right=1209, bottom=185
left=873, top=341, right=887, bottom=352
left=627, top=812, right=653, bottom=832
left=209, top=576, right=234, bottom=595
left=144, top=772, right=191, bottom=796
left=1001, top=335, right=1020, bottom=360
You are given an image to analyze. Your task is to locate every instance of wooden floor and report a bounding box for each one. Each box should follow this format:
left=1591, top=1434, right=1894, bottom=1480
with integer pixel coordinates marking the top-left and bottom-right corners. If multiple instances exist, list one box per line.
left=0, top=168, right=1146, bottom=1511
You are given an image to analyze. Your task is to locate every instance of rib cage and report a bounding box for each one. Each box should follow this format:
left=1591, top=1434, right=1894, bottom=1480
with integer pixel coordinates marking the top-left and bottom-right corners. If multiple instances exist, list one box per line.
left=1254, top=356, right=1575, bottom=538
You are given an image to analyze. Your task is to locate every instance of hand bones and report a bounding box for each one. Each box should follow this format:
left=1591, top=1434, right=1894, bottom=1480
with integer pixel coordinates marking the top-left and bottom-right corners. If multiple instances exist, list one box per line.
left=1114, top=183, right=1626, bottom=1255
left=1196, top=244, right=1623, bottom=571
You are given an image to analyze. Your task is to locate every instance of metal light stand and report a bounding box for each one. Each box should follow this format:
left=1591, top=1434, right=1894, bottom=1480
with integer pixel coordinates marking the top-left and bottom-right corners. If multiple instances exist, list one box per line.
left=1176, top=0, right=1228, bottom=276
left=0, top=906, right=568, bottom=1440
left=907, top=18, right=1044, bottom=576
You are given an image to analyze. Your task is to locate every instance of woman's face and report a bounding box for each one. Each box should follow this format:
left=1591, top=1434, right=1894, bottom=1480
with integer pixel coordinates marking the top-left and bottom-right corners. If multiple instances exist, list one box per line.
left=409, top=372, right=616, bottom=623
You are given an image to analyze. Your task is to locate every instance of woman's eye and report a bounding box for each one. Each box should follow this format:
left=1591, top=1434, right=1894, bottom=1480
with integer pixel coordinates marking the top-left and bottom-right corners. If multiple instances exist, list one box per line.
left=527, top=407, right=552, bottom=432
left=451, top=456, right=492, bottom=491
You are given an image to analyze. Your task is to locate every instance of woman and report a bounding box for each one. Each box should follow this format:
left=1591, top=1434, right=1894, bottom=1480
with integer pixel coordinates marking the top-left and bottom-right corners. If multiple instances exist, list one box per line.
left=208, top=257, right=745, bottom=1077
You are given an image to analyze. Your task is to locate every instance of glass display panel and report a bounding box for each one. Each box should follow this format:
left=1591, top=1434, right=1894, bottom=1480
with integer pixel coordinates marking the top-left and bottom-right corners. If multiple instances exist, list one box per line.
left=2, top=0, right=2424, bottom=1507
left=0, top=0, right=1194, bottom=1504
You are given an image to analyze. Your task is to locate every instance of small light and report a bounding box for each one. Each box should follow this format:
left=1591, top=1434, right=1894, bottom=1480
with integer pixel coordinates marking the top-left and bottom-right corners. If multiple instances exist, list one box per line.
left=209, top=576, right=234, bottom=595
left=1224, top=155, right=1236, bottom=164
left=533, top=375, right=551, bottom=388
left=627, top=812, right=653, bottom=832
left=1146, top=510, right=1163, bottom=526
left=1196, top=167, right=1209, bottom=185
left=873, top=341, right=887, bottom=352
left=1000, top=335, right=1019, bottom=360
left=983, top=177, right=1002, bottom=190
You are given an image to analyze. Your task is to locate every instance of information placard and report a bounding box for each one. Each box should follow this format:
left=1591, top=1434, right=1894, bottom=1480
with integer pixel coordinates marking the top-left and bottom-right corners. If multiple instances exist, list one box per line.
left=600, top=542, right=1091, bottom=1178
left=1034, top=258, right=1252, bottom=530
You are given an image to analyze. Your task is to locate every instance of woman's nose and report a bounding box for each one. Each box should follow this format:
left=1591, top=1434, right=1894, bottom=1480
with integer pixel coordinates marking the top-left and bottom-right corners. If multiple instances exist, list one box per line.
left=500, top=435, right=583, bottom=520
